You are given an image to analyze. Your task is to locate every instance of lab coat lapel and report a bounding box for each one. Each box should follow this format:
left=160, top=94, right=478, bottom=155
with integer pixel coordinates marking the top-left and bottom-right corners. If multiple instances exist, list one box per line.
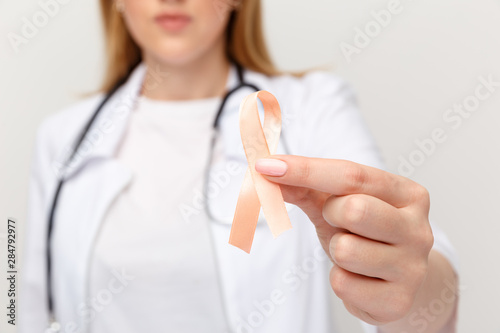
left=61, top=63, right=147, bottom=180
left=51, top=159, right=133, bottom=331
left=51, top=64, right=147, bottom=331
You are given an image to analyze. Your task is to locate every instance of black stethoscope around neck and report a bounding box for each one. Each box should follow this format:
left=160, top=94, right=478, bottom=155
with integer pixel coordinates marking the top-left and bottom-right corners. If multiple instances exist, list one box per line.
left=45, top=61, right=272, bottom=332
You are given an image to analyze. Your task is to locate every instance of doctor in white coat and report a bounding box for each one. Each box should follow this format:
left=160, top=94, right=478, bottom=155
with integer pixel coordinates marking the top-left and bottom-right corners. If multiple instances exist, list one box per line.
left=19, top=0, right=459, bottom=332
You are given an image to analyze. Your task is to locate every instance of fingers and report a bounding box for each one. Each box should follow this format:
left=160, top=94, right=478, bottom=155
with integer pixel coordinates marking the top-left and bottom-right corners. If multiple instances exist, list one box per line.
left=329, top=265, right=416, bottom=324
left=253, top=156, right=434, bottom=326
left=329, top=232, right=402, bottom=281
left=322, top=194, right=409, bottom=245
left=278, top=183, right=331, bottom=224
left=255, top=155, right=418, bottom=208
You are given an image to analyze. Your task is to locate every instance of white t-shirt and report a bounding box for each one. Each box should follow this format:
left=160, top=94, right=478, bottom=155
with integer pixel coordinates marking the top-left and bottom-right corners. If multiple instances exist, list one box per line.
left=89, top=95, right=229, bottom=332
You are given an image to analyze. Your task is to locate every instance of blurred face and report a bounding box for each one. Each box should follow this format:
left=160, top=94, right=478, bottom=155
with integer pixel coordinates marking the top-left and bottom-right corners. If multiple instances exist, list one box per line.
left=120, top=0, right=238, bottom=66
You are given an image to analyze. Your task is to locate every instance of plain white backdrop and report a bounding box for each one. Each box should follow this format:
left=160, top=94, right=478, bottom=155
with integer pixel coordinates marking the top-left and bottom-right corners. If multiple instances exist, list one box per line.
left=1, top=0, right=499, bottom=332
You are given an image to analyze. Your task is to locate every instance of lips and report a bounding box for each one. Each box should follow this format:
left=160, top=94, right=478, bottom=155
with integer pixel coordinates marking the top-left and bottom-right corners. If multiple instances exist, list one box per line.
left=155, top=13, right=192, bottom=32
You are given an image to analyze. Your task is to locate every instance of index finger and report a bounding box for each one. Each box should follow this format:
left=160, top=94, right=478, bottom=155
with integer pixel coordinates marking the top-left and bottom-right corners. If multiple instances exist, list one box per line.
left=256, top=155, right=416, bottom=208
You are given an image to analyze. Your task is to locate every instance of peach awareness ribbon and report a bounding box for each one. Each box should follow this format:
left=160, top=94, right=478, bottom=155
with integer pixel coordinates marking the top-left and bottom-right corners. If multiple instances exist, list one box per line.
left=228, top=90, right=292, bottom=253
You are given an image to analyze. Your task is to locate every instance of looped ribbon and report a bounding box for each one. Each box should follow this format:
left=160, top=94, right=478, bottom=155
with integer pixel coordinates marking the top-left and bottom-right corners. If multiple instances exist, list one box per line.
left=229, top=91, right=292, bottom=253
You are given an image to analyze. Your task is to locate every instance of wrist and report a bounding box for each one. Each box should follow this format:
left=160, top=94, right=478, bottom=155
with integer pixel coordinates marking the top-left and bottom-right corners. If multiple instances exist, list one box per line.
left=377, top=250, right=459, bottom=333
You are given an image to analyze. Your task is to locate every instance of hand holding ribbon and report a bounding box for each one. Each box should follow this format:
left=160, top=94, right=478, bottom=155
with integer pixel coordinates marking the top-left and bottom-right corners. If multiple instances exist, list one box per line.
left=228, top=91, right=457, bottom=331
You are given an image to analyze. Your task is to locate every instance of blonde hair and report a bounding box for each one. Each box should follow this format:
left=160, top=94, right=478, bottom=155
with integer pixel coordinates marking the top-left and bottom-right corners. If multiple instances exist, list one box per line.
left=99, top=0, right=282, bottom=93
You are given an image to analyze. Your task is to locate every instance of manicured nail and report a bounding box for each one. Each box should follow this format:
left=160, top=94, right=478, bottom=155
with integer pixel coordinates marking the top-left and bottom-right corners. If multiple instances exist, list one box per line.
left=255, top=158, right=288, bottom=176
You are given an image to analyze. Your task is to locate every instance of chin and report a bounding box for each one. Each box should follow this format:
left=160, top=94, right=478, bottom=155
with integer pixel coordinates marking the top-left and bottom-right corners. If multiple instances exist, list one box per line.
left=147, top=41, right=198, bottom=64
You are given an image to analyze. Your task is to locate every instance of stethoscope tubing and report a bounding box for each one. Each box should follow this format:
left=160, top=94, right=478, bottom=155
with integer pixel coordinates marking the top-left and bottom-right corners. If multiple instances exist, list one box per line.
left=45, top=61, right=262, bottom=330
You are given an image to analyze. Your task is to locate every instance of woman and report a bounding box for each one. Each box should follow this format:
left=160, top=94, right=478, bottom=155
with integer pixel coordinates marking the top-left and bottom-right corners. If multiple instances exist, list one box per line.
left=19, top=0, right=459, bottom=332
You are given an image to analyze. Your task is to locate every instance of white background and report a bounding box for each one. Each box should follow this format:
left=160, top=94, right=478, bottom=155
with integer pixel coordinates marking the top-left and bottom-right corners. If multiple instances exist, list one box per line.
left=1, top=0, right=499, bottom=332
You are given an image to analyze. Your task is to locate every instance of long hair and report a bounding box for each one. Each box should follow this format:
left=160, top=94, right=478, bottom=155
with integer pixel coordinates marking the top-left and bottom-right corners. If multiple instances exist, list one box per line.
left=99, top=0, right=281, bottom=93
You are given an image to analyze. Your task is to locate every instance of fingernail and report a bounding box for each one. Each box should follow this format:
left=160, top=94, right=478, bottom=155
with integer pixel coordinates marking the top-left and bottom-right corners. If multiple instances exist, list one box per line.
left=255, top=158, right=288, bottom=176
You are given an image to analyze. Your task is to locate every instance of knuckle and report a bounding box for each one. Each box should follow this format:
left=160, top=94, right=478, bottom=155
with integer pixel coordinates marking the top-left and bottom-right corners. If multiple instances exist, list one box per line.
left=411, top=184, right=430, bottom=206
left=365, top=308, right=393, bottom=325
left=321, top=196, right=335, bottom=223
left=329, top=266, right=348, bottom=299
left=293, top=188, right=313, bottom=206
left=414, top=224, right=434, bottom=253
left=343, top=165, right=368, bottom=192
left=342, top=195, right=366, bottom=228
left=423, top=228, right=435, bottom=252
left=331, top=234, right=353, bottom=266
left=297, top=160, right=312, bottom=183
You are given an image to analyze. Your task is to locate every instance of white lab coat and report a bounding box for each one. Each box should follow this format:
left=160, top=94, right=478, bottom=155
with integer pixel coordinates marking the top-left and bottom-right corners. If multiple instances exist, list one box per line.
left=19, top=63, right=459, bottom=333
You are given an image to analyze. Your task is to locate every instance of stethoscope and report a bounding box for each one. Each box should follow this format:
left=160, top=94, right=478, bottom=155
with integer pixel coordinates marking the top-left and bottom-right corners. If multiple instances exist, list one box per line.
left=45, top=60, right=291, bottom=332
